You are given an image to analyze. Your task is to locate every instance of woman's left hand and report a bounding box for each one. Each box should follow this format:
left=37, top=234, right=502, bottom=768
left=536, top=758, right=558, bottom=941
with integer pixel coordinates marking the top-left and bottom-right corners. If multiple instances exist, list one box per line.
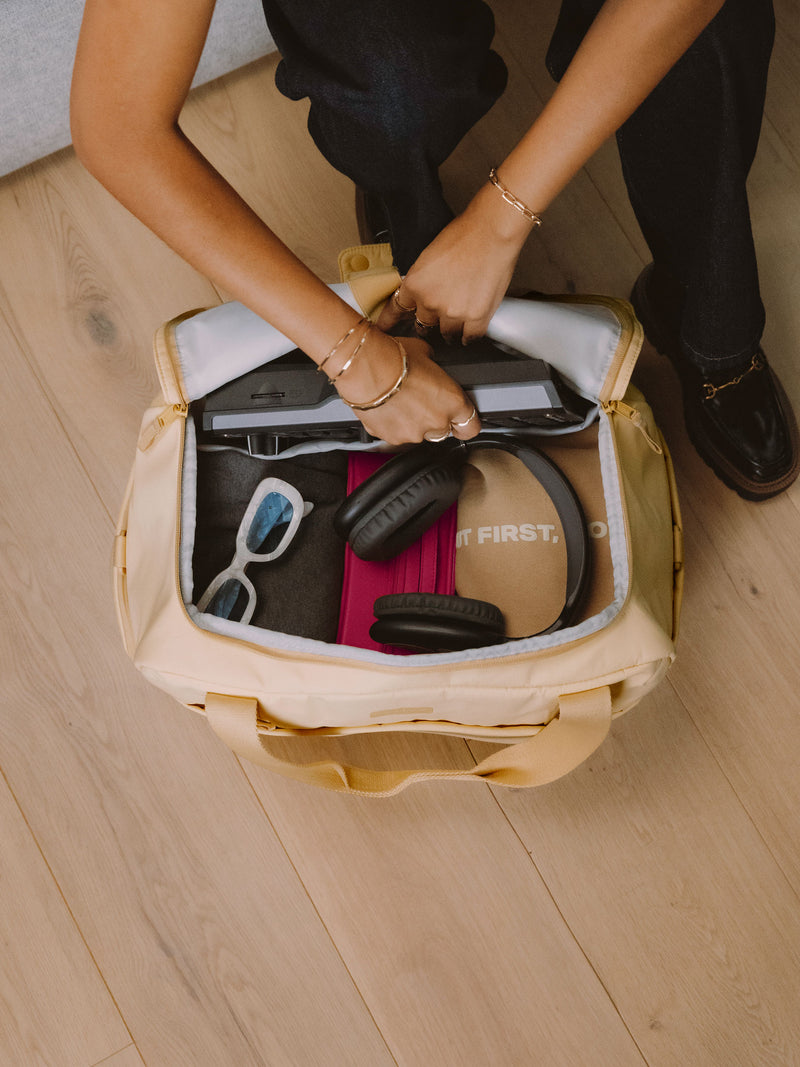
left=377, top=183, right=534, bottom=344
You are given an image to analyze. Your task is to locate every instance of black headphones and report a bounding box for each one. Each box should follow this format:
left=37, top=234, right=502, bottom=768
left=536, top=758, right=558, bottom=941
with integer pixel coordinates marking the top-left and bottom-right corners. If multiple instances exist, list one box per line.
left=333, top=434, right=591, bottom=653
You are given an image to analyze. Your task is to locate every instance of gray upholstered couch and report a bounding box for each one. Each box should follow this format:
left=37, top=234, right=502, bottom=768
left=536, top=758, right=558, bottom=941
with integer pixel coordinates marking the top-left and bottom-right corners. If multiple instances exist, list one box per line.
left=0, top=0, right=275, bottom=178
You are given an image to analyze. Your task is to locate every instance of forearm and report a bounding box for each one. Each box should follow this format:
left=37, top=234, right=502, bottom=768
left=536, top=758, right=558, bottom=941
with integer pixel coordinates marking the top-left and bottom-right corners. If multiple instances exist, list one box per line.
left=70, top=0, right=363, bottom=359
left=74, top=123, right=360, bottom=361
left=477, top=0, right=726, bottom=240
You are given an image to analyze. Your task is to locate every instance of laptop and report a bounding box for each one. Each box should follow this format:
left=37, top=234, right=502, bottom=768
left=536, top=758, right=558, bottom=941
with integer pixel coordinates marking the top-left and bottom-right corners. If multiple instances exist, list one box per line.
left=198, top=332, right=592, bottom=455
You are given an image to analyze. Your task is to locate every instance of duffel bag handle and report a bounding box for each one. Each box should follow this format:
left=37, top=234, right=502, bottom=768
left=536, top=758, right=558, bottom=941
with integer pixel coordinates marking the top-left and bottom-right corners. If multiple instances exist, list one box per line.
left=204, top=687, right=611, bottom=797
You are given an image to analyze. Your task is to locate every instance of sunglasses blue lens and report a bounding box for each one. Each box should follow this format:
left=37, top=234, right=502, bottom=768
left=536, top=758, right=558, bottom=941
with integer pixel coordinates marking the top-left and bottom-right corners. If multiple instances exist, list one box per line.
left=206, top=577, right=250, bottom=621
left=246, top=492, right=294, bottom=554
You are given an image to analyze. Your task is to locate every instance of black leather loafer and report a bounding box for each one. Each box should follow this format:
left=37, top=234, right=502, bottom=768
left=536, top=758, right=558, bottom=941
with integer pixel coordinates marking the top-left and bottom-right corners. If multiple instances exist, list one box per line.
left=631, top=264, right=800, bottom=501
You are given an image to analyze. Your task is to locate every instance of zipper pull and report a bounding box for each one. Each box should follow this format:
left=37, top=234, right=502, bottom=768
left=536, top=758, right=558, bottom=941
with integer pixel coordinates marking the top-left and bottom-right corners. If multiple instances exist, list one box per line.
left=138, top=403, right=188, bottom=451
left=603, top=400, right=663, bottom=454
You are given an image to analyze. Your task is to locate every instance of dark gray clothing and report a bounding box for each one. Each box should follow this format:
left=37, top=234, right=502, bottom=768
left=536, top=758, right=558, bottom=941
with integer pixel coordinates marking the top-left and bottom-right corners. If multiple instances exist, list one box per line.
left=193, top=448, right=348, bottom=640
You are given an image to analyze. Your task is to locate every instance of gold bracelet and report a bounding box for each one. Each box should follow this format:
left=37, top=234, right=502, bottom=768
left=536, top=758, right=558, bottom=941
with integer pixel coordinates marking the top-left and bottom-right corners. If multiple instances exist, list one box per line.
left=326, top=322, right=372, bottom=383
left=488, top=168, right=543, bottom=228
left=339, top=339, right=408, bottom=411
left=317, top=316, right=367, bottom=377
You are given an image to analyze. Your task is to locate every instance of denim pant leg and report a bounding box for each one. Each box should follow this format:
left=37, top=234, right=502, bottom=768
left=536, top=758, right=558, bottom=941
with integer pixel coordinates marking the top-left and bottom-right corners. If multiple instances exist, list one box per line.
left=548, top=0, right=775, bottom=375
left=260, top=0, right=507, bottom=271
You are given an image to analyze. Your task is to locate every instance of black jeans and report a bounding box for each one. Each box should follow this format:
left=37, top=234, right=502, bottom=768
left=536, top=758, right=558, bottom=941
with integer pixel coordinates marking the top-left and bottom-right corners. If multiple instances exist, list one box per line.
left=260, top=0, right=774, bottom=375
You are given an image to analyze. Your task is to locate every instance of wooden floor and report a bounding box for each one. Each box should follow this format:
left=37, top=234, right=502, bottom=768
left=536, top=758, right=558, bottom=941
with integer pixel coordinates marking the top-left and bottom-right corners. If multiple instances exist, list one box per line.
left=2, top=2, right=800, bottom=1064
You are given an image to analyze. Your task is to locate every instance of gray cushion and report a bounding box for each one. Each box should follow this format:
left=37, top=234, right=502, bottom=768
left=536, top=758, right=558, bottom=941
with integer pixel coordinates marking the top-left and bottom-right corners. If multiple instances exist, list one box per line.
left=0, top=0, right=275, bottom=178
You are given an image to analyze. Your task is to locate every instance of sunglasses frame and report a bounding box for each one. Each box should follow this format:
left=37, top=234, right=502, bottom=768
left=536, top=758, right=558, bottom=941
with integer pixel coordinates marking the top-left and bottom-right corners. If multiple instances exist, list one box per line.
left=196, top=477, right=311, bottom=625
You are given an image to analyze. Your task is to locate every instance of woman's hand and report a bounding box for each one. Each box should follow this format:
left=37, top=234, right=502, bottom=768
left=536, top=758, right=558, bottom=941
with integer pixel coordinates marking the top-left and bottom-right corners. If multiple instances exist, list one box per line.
left=329, top=329, right=481, bottom=446
left=377, top=182, right=534, bottom=344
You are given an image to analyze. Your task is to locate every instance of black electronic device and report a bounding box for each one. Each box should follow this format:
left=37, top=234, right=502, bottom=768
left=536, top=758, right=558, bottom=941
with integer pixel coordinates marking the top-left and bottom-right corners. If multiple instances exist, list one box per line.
left=197, top=333, right=592, bottom=455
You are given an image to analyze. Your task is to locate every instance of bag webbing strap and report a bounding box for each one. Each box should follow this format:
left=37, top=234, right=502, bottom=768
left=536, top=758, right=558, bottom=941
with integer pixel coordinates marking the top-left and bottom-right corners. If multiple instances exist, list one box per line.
left=204, top=687, right=611, bottom=797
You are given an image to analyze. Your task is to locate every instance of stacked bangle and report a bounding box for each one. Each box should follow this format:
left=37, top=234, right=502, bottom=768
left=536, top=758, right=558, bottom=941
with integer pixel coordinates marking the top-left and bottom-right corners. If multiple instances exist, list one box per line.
left=317, top=316, right=367, bottom=379
left=339, top=338, right=409, bottom=411
left=488, top=167, right=543, bottom=228
left=326, top=321, right=372, bottom=383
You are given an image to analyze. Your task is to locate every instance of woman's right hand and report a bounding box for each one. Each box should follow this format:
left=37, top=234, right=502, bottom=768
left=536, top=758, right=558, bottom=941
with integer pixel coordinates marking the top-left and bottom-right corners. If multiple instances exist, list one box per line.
left=330, top=329, right=481, bottom=447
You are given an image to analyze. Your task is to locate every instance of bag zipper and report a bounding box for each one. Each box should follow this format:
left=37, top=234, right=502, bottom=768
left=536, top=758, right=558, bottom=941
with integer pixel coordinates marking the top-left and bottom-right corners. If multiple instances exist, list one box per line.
left=138, top=402, right=188, bottom=452
left=588, top=296, right=643, bottom=403
left=602, top=400, right=663, bottom=453
left=138, top=312, right=200, bottom=451
left=153, top=309, right=208, bottom=406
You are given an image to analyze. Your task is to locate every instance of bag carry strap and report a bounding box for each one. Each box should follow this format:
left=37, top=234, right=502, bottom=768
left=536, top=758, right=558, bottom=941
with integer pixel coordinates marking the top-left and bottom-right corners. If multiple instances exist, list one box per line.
left=204, top=687, right=611, bottom=797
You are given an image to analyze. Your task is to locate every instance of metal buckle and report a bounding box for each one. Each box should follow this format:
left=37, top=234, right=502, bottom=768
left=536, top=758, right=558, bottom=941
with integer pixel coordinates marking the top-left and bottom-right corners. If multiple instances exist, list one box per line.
left=702, top=352, right=764, bottom=401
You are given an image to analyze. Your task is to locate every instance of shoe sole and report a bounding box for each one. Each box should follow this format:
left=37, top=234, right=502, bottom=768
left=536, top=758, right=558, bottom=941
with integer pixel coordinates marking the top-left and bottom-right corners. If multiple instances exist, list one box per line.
left=631, top=271, right=800, bottom=501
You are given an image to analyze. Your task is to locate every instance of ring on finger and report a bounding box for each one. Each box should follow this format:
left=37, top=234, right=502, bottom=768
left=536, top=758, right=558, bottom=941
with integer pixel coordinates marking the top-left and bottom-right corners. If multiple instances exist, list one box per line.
left=415, top=316, right=436, bottom=331
left=392, top=287, right=415, bottom=313
left=450, top=407, right=478, bottom=429
left=424, top=428, right=453, bottom=443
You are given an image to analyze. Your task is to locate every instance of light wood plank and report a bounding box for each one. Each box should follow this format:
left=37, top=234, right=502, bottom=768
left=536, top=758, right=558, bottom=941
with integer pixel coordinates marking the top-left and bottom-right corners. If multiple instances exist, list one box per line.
left=476, top=685, right=800, bottom=1064
left=0, top=307, right=394, bottom=1066
left=626, top=345, right=800, bottom=878
left=242, top=740, right=646, bottom=1067
left=0, top=152, right=220, bottom=516
left=768, top=0, right=800, bottom=162
left=91, top=1044, right=145, bottom=1067
left=0, top=771, right=131, bottom=1066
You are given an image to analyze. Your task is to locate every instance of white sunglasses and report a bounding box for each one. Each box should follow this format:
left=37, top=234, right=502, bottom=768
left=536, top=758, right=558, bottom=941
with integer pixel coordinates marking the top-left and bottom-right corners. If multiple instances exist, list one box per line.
left=196, top=477, right=313, bottom=624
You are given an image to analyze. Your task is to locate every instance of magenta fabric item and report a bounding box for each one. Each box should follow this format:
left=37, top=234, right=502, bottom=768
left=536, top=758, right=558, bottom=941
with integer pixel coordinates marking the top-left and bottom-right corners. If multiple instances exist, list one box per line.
left=336, top=452, right=457, bottom=653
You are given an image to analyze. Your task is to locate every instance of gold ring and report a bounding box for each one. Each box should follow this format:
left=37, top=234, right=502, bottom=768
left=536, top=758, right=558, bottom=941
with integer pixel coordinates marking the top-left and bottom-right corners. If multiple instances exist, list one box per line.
left=415, top=317, right=436, bottom=330
left=424, top=428, right=453, bottom=443
left=392, top=287, right=415, bottom=313
left=450, top=407, right=478, bottom=429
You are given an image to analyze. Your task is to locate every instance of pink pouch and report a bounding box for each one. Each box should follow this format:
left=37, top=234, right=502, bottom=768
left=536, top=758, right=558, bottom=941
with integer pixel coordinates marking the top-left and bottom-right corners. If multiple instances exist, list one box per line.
left=336, top=453, right=457, bottom=653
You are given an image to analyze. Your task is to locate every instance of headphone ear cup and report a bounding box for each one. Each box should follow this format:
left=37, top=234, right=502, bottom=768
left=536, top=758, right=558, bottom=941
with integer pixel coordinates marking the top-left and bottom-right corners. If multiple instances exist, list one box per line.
left=370, top=592, right=506, bottom=652
left=334, top=447, right=465, bottom=561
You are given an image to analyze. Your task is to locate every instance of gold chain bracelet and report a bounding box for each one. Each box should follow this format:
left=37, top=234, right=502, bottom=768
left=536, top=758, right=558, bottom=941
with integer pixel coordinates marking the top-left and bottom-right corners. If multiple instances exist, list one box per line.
left=488, top=167, right=543, bottom=228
